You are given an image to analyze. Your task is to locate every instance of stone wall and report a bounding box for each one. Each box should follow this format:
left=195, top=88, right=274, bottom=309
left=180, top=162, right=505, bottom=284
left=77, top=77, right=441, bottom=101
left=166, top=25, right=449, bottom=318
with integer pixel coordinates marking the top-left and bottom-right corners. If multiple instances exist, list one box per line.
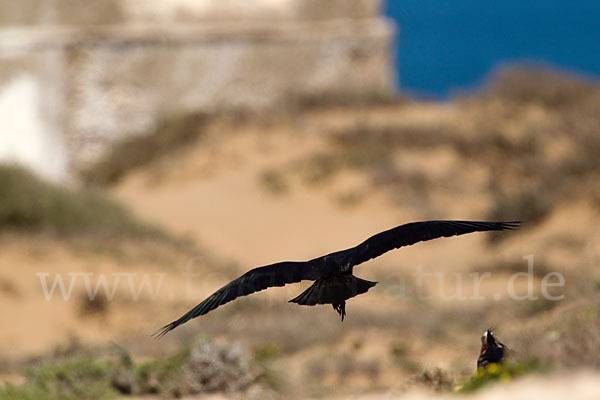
left=0, top=0, right=383, bottom=26
left=0, top=0, right=395, bottom=181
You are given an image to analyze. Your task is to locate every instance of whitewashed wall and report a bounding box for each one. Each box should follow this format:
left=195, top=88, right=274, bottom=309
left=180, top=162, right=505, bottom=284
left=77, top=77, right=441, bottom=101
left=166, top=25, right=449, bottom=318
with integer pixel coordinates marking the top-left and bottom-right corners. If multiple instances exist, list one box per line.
left=0, top=0, right=395, bottom=182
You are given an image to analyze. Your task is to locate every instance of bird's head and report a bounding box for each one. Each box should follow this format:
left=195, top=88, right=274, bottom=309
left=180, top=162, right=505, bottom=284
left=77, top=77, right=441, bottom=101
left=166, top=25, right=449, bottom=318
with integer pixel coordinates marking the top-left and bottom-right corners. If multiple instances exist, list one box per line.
left=480, top=328, right=502, bottom=355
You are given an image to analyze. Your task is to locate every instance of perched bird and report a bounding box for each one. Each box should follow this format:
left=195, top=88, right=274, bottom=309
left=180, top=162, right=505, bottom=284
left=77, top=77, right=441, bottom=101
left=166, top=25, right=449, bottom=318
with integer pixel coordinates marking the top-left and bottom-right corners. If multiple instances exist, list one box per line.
left=155, top=220, right=519, bottom=338
left=477, top=329, right=506, bottom=369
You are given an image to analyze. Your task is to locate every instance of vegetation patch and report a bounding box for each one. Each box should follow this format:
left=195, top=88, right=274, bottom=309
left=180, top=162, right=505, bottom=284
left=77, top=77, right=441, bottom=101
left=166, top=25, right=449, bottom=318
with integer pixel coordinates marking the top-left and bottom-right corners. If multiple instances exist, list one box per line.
left=0, top=165, right=162, bottom=240
left=0, top=340, right=274, bottom=400
left=390, top=342, right=422, bottom=373
left=259, top=169, right=289, bottom=195
left=0, top=357, right=118, bottom=400
left=291, top=65, right=600, bottom=237
left=82, top=113, right=209, bottom=186
left=413, top=369, right=453, bottom=392
left=456, top=360, right=547, bottom=393
left=515, top=298, right=600, bottom=368
left=484, top=65, right=600, bottom=108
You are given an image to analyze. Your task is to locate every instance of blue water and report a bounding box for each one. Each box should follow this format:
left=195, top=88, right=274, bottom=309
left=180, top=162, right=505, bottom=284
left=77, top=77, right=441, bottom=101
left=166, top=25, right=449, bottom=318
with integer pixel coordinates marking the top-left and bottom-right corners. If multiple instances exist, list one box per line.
left=383, top=1, right=600, bottom=98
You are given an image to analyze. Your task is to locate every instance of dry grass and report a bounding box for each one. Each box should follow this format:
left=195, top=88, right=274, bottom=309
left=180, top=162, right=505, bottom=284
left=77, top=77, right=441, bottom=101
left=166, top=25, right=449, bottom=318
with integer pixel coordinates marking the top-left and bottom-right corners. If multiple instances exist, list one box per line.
left=0, top=165, right=162, bottom=240
left=514, top=296, right=600, bottom=368
left=414, top=369, right=454, bottom=392
left=483, top=65, right=600, bottom=108
left=77, top=291, right=109, bottom=318
left=81, top=113, right=209, bottom=186
left=259, top=169, right=289, bottom=196
left=280, top=66, right=600, bottom=236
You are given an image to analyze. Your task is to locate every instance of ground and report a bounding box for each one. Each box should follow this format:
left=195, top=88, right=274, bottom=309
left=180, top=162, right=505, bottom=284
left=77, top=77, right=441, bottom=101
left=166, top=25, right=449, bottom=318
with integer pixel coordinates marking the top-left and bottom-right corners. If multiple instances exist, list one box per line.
left=1, top=67, right=600, bottom=398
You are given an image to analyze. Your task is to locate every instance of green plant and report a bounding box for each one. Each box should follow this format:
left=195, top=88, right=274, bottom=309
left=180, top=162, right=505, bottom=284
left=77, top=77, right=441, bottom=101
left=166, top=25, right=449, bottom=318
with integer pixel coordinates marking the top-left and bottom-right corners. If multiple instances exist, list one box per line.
left=456, top=360, right=547, bottom=393
left=0, top=357, right=118, bottom=400
left=0, top=165, right=162, bottom=239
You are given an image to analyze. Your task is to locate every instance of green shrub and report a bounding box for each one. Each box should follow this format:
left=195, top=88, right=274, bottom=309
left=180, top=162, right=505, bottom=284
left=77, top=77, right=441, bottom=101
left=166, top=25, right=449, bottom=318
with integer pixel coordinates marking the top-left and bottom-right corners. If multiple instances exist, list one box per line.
left=456, top=360, right=547, bottom=393
left=0, top=165, right=161, bottom=239
left=0, top=357, right=118, bottom=400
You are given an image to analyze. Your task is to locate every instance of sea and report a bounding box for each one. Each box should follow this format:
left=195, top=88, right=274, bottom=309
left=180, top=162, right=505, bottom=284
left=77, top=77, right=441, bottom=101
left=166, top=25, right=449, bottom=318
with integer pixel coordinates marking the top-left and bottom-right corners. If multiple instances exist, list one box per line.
left=383, top=0, right=600, bottom=98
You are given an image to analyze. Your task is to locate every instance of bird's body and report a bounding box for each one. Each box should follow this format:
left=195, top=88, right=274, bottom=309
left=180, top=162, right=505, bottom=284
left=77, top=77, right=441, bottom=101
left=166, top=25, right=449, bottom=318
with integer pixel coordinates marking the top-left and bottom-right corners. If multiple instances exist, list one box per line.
left=477, top=329, right=506, bottom=369
left=155, top=220, right=519, bottom=338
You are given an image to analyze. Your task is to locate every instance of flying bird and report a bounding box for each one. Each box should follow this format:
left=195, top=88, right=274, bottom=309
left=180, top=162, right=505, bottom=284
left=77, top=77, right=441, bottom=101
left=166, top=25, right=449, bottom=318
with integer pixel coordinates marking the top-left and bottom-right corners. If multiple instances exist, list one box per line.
left=155, top=220, right=519, bottom=338
left=477, top=329, right=506, bottom=369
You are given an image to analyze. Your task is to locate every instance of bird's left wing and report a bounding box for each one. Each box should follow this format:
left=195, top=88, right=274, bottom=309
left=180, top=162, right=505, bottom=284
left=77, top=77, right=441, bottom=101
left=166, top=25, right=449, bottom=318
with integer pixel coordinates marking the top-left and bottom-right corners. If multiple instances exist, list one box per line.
left=154, top=259, right=323, bottom=338
left=350, top=220, right=520, bottom=267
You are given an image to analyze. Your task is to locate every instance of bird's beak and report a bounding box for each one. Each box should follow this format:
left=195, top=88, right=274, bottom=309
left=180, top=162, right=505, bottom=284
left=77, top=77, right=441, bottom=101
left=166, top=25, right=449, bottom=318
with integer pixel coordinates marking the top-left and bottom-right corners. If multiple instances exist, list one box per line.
left=480, top=333, right=488, bottom=355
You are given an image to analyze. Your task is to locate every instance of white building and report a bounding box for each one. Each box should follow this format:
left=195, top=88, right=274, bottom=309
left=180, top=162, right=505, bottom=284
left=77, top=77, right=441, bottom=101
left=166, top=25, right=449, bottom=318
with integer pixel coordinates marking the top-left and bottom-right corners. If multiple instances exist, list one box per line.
left=0, top=0, right=395, bottom=181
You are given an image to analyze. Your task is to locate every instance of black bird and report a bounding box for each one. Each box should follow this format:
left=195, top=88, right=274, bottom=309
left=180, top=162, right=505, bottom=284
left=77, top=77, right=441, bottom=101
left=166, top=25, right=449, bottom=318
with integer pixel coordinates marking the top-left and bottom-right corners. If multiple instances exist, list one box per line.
left=477, top=329, right=506, bottom=369
left=155, top=220, right=519, bottom=338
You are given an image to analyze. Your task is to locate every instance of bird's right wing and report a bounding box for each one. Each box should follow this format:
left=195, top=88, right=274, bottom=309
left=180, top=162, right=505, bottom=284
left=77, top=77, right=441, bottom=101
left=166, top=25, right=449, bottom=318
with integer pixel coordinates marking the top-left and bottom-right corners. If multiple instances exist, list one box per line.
left=154, top=259, right=323, bottom=338
left=350, top=220, right=520, bottom=267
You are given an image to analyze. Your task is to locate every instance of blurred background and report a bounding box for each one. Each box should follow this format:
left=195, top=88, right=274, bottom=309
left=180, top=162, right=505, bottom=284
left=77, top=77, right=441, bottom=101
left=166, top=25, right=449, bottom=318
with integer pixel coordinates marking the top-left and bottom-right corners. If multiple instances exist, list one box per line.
left=1, top=1, right=600, bottom=399
left=386, top=0, right=600, bottom=97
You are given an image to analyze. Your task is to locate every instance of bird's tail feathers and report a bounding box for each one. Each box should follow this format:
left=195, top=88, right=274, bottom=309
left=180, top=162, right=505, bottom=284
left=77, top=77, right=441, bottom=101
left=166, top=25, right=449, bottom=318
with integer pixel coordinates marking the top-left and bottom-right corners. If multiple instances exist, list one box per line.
left=289, top=275, right=377, bottom=306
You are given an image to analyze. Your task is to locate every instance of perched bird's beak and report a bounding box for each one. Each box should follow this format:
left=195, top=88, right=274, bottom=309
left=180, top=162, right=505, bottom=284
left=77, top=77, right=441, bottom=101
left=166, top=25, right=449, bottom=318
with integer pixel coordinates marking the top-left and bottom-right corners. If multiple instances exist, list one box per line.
left=480, top=331, right=488, bottom=355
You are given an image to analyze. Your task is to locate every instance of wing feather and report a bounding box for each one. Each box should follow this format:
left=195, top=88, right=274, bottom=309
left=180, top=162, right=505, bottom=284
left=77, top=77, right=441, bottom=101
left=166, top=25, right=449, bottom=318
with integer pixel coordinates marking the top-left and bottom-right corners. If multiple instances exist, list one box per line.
left=350, top=220, right=520, bottom=267
left=155, top=220, right=519, bottom=337
left=154, top=260, right=320, bottom=338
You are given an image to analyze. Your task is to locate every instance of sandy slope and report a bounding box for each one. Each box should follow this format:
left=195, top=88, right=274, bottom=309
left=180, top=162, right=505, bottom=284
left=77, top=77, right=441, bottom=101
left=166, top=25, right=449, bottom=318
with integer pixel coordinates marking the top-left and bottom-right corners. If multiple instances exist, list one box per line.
left=2, top=102, right=599, bottom=398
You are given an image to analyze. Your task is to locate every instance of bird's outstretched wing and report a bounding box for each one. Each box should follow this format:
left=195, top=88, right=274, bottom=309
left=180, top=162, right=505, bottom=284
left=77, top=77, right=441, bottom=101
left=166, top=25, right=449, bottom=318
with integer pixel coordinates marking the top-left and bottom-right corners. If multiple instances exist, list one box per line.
left=155, top=220, right=519, bottom=337
left=350, top=220, right=520, bottom=267
left=153, top=260, right=322, bottom=338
